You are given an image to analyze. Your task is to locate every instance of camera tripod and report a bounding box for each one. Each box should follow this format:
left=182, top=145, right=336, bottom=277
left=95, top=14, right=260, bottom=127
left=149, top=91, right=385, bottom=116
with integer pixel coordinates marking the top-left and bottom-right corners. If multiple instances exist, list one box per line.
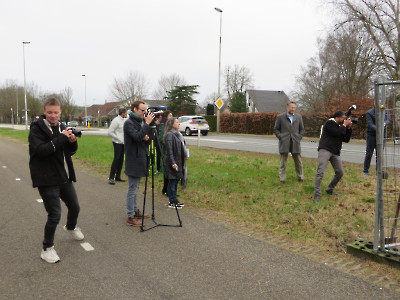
left=140, top=126, right=182, bottom=232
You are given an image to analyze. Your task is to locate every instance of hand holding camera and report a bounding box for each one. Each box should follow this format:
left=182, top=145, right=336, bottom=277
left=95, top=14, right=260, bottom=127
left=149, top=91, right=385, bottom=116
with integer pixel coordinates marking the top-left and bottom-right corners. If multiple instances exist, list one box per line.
left=343, top=118, right=352, bottom=128
left=144, top=112, right=155, bottom=125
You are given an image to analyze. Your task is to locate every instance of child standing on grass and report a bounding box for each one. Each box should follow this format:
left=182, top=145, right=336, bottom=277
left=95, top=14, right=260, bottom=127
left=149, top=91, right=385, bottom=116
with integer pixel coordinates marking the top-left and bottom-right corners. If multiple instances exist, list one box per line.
left=164, top=117, right=187, bottom=208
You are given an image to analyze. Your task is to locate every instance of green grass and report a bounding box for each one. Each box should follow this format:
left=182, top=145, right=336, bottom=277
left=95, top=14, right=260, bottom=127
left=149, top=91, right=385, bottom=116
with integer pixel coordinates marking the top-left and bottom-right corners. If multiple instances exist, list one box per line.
left=0, top=127, right=378, bottom=252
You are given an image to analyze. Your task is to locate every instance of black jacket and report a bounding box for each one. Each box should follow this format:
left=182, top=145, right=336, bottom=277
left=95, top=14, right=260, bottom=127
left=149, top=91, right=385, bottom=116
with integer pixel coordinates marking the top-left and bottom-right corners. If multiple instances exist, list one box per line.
left=318, top=118, right=352, bottom=156
left=28, top=116, right=77, bottom=187
left=123, top=116, right=151, bottom=178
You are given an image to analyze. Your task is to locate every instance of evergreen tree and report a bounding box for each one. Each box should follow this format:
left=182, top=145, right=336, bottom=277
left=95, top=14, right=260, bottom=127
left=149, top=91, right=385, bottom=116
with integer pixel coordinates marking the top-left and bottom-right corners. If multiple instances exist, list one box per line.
left=164, top=85, right=199, bottom=115
left=230, top=91, right=247, bottom=113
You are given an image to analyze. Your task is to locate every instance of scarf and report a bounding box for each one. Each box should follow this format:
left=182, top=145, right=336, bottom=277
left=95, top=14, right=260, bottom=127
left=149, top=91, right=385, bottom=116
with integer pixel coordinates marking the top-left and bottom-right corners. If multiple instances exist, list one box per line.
left=128, top=111, right=143, bottom=124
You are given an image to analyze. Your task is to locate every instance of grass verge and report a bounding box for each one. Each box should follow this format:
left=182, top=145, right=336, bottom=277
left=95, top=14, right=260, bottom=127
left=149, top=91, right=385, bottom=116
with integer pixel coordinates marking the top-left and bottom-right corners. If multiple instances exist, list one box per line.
left=0, top=127, right=377, bottom=253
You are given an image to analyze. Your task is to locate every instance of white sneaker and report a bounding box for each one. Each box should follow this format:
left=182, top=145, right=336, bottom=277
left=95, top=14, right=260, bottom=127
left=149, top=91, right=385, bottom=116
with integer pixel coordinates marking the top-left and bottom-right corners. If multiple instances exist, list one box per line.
left=63, top=225, right=84, bottom=240
left=40, top=246, right=60, bottom=263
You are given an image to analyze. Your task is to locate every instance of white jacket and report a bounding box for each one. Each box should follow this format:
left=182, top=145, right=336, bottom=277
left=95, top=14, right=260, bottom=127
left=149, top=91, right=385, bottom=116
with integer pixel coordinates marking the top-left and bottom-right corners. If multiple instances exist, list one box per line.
left=108, top=115, right=125, bottom=144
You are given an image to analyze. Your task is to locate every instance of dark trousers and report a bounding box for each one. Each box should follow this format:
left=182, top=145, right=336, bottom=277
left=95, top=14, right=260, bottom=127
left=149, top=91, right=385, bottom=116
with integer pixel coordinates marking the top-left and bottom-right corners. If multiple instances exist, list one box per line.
left=109, top=142, right=124, bottom=180
left=162, top=175, right=168, bottom=195
left=38, top=182, right=80, bottom=250
left=363, top=135, right=376, bottom=174
left=167, top=179, right=179, bottom=204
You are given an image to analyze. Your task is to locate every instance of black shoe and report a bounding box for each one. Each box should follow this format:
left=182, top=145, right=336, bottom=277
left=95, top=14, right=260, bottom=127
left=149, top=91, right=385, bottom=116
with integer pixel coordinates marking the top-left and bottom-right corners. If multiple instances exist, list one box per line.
left=115, top=178, right=126, bottom=182
left=176, top=201, right=184, bottom=207
left=326, top=189, right=339, bottom=196
left=168, top=202, right=182, bottom=209
left=109, top=179, right=115, bottom=185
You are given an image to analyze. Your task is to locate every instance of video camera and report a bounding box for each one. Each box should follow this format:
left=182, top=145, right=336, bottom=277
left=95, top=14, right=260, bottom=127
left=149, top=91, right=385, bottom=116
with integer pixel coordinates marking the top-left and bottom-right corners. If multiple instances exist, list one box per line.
left=345, top=105, right=358, bottom=124
left=145, top=105, right=167, bottom=127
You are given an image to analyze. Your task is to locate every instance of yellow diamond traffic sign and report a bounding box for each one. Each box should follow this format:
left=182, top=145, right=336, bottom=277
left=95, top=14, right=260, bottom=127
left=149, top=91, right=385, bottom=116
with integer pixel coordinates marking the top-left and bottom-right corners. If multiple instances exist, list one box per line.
left=215, top=98, right=224, bottom=110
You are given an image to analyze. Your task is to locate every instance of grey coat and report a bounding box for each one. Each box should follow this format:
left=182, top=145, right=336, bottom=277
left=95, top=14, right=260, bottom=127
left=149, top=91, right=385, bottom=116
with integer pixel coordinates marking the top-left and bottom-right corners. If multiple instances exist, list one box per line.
left=123, top=116, right=151, bottom=178
left=273, top=112, right=304, bottom=154
left=164, top=130, right=185, bottom=180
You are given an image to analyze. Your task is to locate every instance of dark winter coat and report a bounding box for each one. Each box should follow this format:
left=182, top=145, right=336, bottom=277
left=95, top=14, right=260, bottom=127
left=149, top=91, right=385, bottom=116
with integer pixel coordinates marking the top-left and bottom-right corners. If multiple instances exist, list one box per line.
left=164, top=130, right=185, bottom=180
left=158, top=120, right=166, bottom=174
left=273, top=112, right=304, bottom=154
left=318, top=118, right=352, bottom=156
left=366, top=107, right=391, bottom=137
left=28, top=116, right=77, bottom=187
left=123, top=115, right=151, bottom=178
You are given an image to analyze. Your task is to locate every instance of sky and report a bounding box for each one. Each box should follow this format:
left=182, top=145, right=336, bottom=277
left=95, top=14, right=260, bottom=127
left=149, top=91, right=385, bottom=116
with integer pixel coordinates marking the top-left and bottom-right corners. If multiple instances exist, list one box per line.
left=1, top=0, right=332, bottom=107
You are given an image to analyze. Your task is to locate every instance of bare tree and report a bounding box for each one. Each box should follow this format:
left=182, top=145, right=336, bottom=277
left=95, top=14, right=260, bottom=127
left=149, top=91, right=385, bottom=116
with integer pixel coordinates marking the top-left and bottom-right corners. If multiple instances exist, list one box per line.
left=152, top=73, right=186, bottom=100
left=334, top=0, right=400, bottom=80
left=59, top=87, right=76, bottom=121
left=292, top=23, right=375, bottom=112
left=109, top=71, right=149, bottom=102
left=224, top=65, right=254, bottom=100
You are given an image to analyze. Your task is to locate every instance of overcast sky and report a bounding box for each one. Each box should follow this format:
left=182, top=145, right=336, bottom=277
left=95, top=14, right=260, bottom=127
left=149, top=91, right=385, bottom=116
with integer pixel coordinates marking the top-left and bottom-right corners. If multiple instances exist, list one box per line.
left=1, top=0, right=332, bottom=107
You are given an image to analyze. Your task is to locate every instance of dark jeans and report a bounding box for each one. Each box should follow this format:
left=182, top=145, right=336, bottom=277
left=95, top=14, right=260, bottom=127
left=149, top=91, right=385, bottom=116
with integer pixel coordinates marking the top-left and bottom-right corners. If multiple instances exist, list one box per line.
left=38, top=182, right=80, bottom=250
left=167, top=179, right=179, bottom=204
left=363, top=135, right=376, bottom=174
left=109, top=142, right=124, bottom=180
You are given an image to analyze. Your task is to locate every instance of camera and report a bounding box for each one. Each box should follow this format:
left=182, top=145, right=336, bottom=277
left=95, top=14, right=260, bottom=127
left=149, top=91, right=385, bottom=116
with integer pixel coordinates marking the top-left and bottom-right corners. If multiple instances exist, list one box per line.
left=345, top=105, right=358, bottom=124
left=145, top=106, right=167, bottom=126
left=69, top=127, right=82, bottom=137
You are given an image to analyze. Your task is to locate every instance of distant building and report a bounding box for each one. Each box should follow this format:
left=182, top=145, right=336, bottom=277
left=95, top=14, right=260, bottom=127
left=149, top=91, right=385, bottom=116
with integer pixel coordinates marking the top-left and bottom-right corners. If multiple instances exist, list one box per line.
left=245, top=90, right=290, bottom=113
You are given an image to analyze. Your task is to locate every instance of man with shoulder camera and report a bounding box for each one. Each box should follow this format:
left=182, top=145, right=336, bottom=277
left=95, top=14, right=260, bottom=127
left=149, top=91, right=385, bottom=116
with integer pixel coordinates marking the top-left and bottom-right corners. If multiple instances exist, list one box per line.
left=123, top=101, right=154, bottom=226
left=314, top=110, right=353, bottom=202
left=29, top=97, right=84, bottom=263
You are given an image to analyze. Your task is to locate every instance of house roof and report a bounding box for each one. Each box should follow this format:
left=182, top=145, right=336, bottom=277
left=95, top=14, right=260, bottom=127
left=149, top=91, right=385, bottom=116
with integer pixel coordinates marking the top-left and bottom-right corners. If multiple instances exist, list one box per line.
left=246, top=90, right=289, bottom=113
left=75, top=101, right=125, bottom=119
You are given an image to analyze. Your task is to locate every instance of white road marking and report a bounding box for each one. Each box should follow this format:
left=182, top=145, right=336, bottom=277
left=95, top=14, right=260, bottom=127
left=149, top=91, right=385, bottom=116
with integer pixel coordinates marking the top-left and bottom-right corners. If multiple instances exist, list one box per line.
left=16, top=178, right=21, bottom=181
left=36, top=199, right=43, bottom=203
left=185, top=137, right=238, bottom=143
left=2, top=166, right=7, bottom=168
left=81, top=242, right=94, bottom=251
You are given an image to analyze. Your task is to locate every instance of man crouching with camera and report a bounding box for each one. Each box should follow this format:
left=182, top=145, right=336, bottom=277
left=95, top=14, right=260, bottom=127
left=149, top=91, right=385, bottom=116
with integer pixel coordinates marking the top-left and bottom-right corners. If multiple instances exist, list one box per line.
left=29, top=97, right=84, bottom=263
left=314, top=110, right=353, bottom=202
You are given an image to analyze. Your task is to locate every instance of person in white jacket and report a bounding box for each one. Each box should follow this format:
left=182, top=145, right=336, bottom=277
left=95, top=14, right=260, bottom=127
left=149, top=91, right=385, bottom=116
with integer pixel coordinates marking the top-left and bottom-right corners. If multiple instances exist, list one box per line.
left=108, top=108, right=127, bottom=184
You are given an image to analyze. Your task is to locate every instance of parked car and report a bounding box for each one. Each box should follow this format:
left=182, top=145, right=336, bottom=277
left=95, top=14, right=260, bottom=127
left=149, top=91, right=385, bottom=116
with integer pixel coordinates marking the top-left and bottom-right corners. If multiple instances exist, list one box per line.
left=67, top=121, right=79, bottom=127
left=178, top=115, right=209, bottom=136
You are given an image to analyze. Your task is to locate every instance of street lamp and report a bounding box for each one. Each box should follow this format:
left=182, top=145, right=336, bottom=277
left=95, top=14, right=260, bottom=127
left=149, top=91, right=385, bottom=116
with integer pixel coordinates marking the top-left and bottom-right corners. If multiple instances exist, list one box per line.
left=82, top=74, right=87, bottom=127
left=23, top=41, right=30, bottom=130
left=214, top=7, right=223, bottom=133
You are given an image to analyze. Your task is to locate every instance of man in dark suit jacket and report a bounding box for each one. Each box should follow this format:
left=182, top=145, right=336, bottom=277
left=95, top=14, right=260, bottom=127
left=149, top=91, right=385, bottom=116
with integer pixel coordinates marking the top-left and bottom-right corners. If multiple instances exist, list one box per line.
left=273, top=101, right=305, bottom=183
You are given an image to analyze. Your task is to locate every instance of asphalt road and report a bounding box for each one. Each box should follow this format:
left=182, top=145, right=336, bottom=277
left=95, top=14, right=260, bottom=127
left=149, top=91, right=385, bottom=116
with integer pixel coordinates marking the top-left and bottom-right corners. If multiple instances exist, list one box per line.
left=0, top=133, right=399, bottom=298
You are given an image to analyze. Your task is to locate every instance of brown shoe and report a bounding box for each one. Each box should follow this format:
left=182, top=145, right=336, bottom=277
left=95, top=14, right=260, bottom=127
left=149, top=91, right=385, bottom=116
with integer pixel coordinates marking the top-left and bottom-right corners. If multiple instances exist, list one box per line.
left=134, top=210, right=149, bottom=219
left=127, top=217, right=142, bottom=226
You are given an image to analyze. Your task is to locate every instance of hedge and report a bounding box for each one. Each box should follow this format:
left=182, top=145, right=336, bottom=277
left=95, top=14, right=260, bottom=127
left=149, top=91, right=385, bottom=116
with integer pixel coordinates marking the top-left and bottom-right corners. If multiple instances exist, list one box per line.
left=216, top=112, right=368, bottom=139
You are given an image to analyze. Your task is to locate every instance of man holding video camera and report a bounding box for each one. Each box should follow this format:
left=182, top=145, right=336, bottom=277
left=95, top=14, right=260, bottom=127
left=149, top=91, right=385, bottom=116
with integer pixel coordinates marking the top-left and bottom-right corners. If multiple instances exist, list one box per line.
left=314, top=110, right=353, bottom=202
left=123, top=101, right=154, bottom=226
left=29, top=97, right=84, bottom=263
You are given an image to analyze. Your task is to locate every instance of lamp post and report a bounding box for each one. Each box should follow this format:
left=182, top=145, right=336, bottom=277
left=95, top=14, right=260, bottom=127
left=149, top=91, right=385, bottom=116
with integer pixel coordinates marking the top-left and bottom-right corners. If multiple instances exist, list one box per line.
left=16, top=89, right=19, bottom=124
left=82, top=75, right=87, bottom=127
left=214, top=7, right=223, bottom=134
left=23, top=41, right=30, bottom=130
left=97, top=110, right=100, bottom=127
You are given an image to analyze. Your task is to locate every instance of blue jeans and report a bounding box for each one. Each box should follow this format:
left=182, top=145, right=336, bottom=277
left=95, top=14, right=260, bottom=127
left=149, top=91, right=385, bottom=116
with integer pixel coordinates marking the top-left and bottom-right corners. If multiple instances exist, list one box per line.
left=126, top=176, right=141, bottom=217
left=167, top=179, right=179, bottom=204
left=38, top=182, right=80, bottom=250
